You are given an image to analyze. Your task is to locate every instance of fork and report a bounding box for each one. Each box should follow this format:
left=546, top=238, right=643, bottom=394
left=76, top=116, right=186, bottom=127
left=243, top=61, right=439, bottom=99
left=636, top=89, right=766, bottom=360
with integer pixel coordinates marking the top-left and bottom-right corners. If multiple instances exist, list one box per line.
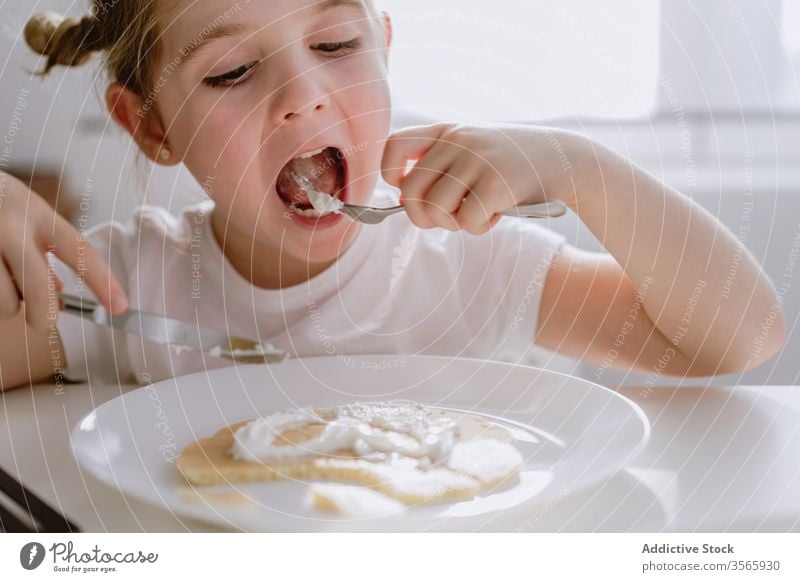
left=338, top=199, right=568, bottom=225
left=292, top=174, right=568, bottom=225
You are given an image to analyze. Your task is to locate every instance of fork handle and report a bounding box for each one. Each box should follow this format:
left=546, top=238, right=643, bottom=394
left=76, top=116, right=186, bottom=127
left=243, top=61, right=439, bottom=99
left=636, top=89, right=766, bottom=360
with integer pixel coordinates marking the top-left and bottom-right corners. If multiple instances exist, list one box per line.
left=59, top=292, right=99, bottom=315
left=500, top=200, right=568, bottom=219
left=380, top=200, right=567, bottom=219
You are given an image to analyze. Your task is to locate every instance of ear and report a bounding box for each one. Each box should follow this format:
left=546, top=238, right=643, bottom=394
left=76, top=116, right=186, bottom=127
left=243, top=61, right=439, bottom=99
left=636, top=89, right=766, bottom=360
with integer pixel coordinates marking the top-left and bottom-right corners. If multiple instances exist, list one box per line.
left=380, top=11, right=392, bottom=62
left=105, top=82, right=179, bottom=166
left=381, top=11, right=392, bottom=47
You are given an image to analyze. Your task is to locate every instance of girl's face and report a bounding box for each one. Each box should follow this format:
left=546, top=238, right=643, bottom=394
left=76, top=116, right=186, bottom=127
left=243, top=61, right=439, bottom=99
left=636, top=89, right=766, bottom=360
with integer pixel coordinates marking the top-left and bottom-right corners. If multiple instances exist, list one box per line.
left=154, top=0, right=392, bottom=264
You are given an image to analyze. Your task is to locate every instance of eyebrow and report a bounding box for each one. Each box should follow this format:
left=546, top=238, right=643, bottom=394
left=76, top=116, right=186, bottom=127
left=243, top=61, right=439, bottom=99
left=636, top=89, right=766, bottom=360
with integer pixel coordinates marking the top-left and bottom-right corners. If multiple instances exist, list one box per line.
left=310, top=0, right=366, bottom=16
left=176, top=0, right=368, bottom=70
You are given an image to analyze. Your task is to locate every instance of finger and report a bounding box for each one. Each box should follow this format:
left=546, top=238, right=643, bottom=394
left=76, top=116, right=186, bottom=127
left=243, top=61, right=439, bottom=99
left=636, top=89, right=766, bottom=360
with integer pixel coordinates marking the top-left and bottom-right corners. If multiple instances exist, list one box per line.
left=0, top=260, right=21, bottom=319
left=43, top=251, right=65, bottom=294
left=424, top=159, right=480, bottom=231
left=45, top=213, right=128, bottom=314
left=398, top=139, right=455, bottom=200
left=456, top=180, right=503, bottom=235
left=399, top=141, right=457, bottom=229
left=381, top=123, right=448, bottom=187
left=47, top=266, right=64, bottom=293
left=6, top=243, right=52, bottom=330
left=463, top=213, right=502, bottom=237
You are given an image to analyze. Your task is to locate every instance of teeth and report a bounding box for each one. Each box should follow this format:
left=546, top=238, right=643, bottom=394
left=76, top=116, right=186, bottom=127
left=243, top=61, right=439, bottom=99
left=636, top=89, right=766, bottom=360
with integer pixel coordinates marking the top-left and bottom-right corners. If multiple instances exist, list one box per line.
left=298, top=147, right=326, bottom=159
left=291, top=206, right=325, bottom=218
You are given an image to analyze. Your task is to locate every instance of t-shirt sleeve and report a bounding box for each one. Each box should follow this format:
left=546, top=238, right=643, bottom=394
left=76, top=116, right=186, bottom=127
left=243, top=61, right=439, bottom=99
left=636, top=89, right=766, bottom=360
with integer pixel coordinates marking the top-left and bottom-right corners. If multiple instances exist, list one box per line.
left=459, top=218, right=567, bottom=361
left=52, top=221, right=136, bottom=384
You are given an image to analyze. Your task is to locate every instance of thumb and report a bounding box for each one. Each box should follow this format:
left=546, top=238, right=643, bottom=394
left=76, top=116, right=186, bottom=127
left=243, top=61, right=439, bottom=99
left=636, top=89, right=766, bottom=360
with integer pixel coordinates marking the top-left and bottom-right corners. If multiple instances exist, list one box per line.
left=380, top=123, right=447, bottom=187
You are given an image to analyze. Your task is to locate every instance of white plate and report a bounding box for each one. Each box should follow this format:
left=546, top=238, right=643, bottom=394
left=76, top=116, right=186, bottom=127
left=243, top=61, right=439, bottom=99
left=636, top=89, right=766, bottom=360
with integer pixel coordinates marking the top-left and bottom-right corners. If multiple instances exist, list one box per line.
left=71, top=355, right=650, bottom=532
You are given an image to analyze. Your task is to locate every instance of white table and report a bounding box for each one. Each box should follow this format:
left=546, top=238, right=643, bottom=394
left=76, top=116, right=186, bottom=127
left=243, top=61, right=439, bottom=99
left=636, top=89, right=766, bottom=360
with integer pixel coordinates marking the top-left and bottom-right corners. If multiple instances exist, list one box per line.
left=1, top=380, right=798, bottom=532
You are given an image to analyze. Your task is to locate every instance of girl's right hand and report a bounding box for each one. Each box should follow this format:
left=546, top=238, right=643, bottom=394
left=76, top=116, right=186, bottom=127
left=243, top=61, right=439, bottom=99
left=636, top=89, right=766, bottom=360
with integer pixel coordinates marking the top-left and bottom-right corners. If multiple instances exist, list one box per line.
left=0, top=171, right=128, bottom=329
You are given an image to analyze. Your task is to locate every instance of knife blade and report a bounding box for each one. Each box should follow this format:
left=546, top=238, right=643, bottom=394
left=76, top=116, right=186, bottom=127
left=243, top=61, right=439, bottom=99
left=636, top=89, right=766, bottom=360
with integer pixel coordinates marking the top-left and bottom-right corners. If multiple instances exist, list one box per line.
left=58, top=293, right=287, bottom=365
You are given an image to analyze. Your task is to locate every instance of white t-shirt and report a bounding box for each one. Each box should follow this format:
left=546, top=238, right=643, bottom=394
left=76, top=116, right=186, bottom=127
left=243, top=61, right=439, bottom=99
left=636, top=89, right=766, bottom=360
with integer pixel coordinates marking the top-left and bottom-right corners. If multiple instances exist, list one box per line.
left=54, top=188, right=566, bottom=385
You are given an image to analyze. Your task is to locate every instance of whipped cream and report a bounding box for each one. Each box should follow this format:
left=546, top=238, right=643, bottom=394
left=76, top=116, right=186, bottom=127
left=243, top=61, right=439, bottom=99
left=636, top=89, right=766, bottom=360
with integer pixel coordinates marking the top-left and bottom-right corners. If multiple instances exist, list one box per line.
left=208, top=342, right=285, bottom=360
left=307, top=187, right=344, bottom=215
left=230, top=400, right=458, bottom=463
left=292, top=172, right=344, bottom=215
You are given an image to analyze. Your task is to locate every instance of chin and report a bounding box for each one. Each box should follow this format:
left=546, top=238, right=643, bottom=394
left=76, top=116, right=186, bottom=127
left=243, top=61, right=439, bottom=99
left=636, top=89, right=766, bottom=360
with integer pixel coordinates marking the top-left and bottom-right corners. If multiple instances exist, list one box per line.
left=298, top=225, right=359, bottom=265
left=261, top=217, right=359, bottom=266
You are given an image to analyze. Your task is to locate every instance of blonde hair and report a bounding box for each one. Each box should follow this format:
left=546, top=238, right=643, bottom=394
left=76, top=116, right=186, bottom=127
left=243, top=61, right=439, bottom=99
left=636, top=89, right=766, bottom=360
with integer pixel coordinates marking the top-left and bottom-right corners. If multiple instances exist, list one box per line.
left=24, top=2, right=164, bottom=99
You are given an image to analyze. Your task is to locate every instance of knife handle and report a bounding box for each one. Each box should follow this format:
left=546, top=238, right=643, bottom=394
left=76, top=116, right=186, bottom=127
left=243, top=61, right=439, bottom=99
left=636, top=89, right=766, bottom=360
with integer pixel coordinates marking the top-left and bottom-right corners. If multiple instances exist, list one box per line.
left=58, top=293, right=99, bottom=316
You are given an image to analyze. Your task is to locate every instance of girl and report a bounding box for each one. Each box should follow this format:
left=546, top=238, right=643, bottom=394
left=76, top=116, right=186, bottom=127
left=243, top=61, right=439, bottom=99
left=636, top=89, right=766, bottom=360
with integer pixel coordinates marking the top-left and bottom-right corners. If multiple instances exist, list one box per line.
left=0, top=0, right=784, bottom=388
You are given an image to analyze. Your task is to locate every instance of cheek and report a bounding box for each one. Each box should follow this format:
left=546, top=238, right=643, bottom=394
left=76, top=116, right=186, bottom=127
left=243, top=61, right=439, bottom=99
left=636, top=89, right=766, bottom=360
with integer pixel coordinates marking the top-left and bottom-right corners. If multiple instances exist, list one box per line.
left=344, top=85, right=392, bottom=180
left=165, top=83, right=254, bottom=155
left=347, top=75, right=391, bottom=115
left=336, top=52, right=392, bottom=114
left=178, top=108, right=263, bottom=186
left=338, top=70, right=392, bottom=146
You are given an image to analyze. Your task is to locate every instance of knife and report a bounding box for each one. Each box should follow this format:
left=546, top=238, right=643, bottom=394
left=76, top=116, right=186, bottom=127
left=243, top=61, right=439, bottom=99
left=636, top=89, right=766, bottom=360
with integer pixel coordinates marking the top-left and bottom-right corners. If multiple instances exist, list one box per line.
left=58, top=293, right=288, bottom=365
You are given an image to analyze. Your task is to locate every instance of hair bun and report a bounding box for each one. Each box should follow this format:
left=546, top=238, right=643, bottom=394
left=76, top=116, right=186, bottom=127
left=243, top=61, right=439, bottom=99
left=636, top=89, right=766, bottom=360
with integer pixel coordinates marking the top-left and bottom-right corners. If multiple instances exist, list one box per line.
left=24, top=11, right=97, bottom=67
left=24, top=11, right=66, bottom=55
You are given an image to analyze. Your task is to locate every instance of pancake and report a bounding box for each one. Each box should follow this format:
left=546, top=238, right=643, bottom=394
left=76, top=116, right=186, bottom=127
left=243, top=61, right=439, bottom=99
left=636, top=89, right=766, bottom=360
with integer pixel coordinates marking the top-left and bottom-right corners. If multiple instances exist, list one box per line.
left=177, top=401, right=523, bottom=511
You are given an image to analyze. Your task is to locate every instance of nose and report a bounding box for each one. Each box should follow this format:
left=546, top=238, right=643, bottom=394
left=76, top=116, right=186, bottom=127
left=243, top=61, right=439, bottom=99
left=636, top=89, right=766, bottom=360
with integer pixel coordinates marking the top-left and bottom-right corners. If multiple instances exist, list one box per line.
left=268, top=57, right=331, bottom=124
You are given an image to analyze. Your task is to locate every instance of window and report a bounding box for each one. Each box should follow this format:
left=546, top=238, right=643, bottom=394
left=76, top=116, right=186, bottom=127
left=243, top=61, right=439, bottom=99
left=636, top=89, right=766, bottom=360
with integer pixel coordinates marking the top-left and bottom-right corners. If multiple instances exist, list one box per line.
left=387, top=0, right=660, bottom=121
left=658, top=0, right=793, bottom=114
left=388, top=0, right=799, bottom=121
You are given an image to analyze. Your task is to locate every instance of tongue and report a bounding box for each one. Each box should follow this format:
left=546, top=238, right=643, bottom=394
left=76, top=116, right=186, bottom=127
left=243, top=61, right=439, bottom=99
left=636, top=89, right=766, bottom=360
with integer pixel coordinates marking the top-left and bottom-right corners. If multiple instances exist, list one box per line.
left=276, top=148, right=339, bottom=207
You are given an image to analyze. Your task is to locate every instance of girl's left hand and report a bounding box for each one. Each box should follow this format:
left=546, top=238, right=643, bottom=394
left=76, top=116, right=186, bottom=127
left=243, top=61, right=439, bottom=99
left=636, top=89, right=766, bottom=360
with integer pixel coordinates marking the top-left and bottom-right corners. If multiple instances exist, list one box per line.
left=381, top=123, right=583, bottom=234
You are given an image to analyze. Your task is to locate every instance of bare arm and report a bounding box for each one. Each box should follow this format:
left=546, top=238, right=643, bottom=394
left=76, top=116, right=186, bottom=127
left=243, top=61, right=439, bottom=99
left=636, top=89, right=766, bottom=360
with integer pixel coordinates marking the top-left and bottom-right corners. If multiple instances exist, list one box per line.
left=536, top=139, right=784, bottom=376
left=379, top=123, right=784, bottom=375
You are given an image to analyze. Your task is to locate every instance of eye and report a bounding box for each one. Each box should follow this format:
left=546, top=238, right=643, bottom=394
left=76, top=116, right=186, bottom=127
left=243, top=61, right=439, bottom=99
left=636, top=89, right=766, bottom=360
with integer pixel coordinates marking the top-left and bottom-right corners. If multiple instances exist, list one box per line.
left=203, top=62, right=258, bottom=88
left=312, top=38, right=360, bottom=56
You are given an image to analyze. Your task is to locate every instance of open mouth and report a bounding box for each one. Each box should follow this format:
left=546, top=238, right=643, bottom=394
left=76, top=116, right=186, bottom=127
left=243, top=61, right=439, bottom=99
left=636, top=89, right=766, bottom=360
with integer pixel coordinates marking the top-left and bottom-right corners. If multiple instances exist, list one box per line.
left=276, top=146, right=346, bottom=218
